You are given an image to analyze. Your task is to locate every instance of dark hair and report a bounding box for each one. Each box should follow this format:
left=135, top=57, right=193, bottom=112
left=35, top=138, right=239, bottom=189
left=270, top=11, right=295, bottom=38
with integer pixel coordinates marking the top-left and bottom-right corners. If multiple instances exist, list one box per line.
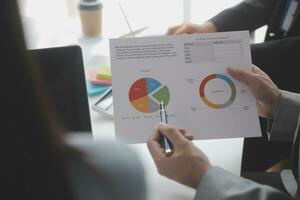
left=1, top=1, right=73, bottom=199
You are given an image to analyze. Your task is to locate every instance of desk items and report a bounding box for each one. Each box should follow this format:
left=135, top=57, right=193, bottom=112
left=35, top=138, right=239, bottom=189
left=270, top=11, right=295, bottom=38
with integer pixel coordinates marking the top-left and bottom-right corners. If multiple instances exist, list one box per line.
left=89, top=71, right=111, bottom=85
left=119, top=26, right=149, bottom=38
left=79, top=0, right=103, bottom=37
left=110, top=31, right=261, bottom=143
left=87, top=66, right=111, bottom=96
left=92, top=87, right=113, bottom=118
left=86, top=81, right=110, bottom=96
left=96, top=66, right=112, bottom=80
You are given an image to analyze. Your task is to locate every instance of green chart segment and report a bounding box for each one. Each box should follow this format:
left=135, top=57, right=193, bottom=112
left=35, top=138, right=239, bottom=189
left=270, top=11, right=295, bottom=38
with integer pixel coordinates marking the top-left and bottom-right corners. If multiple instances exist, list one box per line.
left=129, top=78, right=170, bottom=113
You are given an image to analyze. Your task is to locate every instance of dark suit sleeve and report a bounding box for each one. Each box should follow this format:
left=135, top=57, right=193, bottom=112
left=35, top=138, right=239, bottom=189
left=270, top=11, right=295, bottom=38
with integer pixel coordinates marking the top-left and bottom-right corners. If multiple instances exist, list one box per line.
left=268, top=91, right=300, bottom=142
left=250, top=37, right=300, bottom=142
left=209, top=0, right=278, bottom=32
left=251, top=37, right=300, bottom=93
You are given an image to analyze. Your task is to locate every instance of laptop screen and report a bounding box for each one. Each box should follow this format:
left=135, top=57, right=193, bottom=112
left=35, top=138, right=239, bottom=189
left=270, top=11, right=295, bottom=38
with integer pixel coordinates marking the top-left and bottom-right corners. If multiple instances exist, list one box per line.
left=28, top=46, right=92, bottom=133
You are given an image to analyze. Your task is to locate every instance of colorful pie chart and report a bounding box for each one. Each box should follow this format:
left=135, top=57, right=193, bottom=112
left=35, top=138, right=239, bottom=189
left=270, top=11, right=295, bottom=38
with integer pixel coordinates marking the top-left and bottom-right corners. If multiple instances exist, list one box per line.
left=199, top=74, right=236, bottom=109
left=129, top=78, right=170, bottom=113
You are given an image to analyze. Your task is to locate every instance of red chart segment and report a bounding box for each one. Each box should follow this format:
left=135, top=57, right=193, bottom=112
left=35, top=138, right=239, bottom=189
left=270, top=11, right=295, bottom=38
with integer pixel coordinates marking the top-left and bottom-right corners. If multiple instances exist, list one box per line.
left=129, top=78, right=147, bottom=101
left=199, top=74, right=216, bottom=97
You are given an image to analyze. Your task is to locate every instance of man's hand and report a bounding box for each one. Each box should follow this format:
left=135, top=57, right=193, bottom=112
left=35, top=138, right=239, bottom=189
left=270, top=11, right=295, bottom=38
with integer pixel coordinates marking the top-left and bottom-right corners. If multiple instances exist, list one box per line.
left=167, top=21, right=217, bottom=35
left=147, top=123, right=211, bottom=188
left=228, top=65, right=281, bottom=118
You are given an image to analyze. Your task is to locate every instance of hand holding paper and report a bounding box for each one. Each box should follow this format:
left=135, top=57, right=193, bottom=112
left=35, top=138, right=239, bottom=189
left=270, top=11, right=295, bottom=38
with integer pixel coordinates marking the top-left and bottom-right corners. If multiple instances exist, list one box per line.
left=228, top=65, right=281, bottom=118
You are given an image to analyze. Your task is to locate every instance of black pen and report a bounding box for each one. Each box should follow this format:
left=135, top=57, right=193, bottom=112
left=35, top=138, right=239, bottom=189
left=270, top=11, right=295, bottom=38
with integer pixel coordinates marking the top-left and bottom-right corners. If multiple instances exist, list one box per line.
left=159, top=101, right=173, bottom=155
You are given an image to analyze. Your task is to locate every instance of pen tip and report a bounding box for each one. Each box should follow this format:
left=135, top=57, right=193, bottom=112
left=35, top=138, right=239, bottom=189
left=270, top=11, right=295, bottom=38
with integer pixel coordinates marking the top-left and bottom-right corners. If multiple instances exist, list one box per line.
left=160, top=101, right=164, bottom=109
left=165, top=148, right=173, bottom=156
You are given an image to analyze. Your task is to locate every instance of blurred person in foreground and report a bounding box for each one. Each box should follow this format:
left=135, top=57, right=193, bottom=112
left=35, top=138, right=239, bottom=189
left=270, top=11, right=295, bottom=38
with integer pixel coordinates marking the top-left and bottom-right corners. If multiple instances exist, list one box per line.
left=1, top=1, right=146, bottom=200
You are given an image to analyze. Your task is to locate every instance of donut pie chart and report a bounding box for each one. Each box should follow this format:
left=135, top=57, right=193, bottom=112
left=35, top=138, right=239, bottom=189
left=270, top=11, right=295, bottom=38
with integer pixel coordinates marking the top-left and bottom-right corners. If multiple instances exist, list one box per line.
left=199, top=74, right=236, bottom=109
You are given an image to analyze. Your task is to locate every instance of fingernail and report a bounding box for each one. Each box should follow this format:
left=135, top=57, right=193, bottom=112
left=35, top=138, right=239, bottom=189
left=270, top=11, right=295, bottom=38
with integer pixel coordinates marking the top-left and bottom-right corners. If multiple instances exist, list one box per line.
left=229, top=67, right=240, bottom=73
left=227, top=67, right=234, bottom=72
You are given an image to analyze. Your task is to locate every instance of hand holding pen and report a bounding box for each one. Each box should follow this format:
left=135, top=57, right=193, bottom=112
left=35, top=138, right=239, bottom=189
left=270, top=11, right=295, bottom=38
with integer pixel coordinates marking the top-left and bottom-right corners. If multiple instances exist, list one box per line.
left=147, top=123, right=208, bottom=188
left=159, top=101, right=173, bottom=155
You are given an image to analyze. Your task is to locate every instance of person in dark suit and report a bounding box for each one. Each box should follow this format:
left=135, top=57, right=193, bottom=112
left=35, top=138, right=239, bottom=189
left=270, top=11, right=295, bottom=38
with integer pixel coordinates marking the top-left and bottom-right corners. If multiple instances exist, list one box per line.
left=168, top=0, right=300, bottom=39
left=167, top=0, right=300, bottom=174
left=168, top=0, right=300, bottom=99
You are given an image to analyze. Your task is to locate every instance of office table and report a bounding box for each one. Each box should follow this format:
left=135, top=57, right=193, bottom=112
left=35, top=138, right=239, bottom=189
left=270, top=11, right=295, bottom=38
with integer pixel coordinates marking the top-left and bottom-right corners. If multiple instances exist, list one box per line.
left=23, top=16, right=244, bottom=200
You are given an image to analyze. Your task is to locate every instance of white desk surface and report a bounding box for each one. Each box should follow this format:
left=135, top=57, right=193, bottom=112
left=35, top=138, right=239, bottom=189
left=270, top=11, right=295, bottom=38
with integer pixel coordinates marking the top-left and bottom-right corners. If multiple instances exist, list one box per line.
left=23, top=16, right=244, bottom=200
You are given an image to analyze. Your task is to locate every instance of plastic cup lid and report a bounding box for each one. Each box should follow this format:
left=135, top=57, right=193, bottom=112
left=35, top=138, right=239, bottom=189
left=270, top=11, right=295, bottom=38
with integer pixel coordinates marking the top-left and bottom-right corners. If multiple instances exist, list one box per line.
left=79, top=0, right=103, bottom=10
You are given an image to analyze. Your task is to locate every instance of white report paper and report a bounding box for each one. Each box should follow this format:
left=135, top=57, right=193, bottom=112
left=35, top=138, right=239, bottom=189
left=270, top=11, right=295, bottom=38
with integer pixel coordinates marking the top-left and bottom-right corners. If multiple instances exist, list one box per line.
left=110, top=31, right=261, bottom=143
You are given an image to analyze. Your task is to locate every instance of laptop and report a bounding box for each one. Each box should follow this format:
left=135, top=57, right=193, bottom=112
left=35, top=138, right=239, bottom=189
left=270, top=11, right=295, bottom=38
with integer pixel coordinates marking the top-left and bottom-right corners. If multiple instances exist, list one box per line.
left=28, top=46, right=92, bottom=134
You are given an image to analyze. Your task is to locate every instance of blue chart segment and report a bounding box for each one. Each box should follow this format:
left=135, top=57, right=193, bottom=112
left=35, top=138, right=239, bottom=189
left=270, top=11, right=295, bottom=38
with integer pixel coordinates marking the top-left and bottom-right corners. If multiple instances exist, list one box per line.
left=146, top=78, right=161, bottom=94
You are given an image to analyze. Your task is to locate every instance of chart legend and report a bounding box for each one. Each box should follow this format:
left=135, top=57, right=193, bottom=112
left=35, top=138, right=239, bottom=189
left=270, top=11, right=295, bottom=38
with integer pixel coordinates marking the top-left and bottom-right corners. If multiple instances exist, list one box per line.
left=129, top=78, right=170, bottom=113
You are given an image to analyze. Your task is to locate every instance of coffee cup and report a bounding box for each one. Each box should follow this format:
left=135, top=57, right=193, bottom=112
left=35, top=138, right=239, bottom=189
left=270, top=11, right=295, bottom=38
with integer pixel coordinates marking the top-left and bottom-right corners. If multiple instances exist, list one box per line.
left=79, top=0, right=103, bottom=37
